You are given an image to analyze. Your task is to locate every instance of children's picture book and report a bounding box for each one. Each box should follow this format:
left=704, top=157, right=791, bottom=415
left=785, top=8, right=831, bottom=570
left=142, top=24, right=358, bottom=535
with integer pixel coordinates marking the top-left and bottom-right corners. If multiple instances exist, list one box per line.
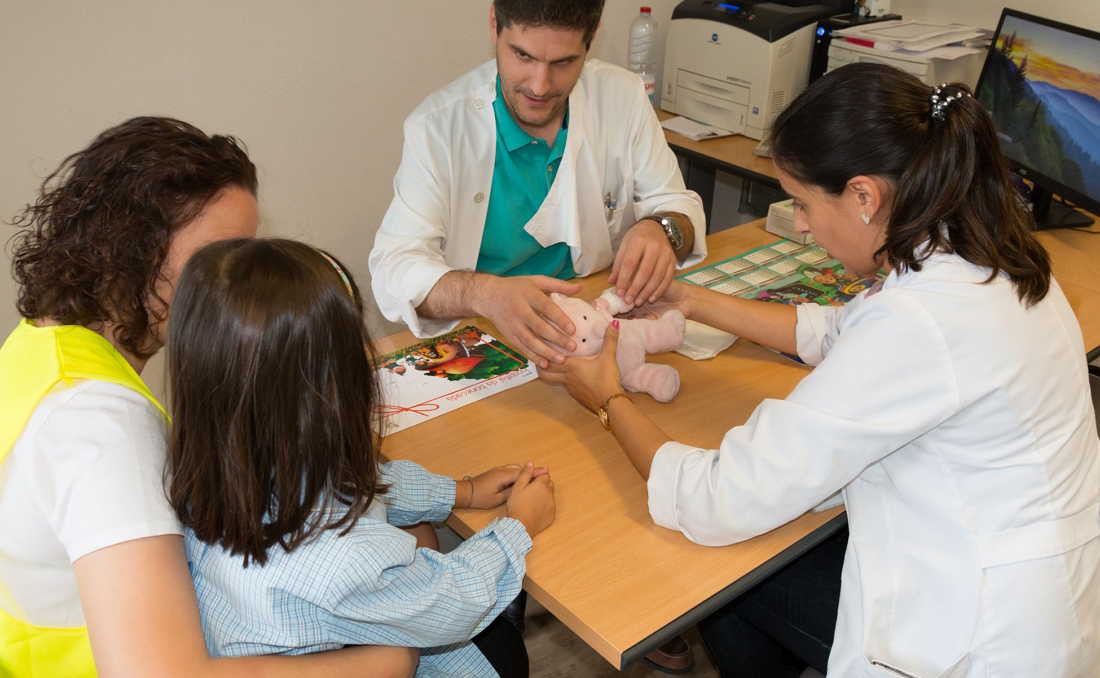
left=678, top=240, right=885, bottom=307
left=375, top=325, right=537, bottom=434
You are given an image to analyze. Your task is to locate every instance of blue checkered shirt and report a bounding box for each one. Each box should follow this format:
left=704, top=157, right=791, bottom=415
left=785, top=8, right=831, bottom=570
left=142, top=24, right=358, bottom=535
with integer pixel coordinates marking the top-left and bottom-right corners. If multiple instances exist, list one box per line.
left=185, top=460, right=532, bottom=677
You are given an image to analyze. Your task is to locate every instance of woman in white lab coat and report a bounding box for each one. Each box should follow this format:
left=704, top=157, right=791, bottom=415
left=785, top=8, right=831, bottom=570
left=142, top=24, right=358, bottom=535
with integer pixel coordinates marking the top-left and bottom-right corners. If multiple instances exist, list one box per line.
left=545, top=62, right=1100, bottom=677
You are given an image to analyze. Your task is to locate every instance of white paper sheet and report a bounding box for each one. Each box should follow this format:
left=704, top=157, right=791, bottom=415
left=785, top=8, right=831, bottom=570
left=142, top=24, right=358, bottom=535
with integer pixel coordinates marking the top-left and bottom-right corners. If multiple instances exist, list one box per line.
left=660, top=115, right=734, bottom=141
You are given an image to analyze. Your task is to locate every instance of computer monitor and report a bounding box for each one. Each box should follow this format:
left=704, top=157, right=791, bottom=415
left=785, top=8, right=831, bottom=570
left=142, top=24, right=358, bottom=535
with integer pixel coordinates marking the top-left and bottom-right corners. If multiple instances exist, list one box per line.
left=974, top=9, right=1100, bottom=229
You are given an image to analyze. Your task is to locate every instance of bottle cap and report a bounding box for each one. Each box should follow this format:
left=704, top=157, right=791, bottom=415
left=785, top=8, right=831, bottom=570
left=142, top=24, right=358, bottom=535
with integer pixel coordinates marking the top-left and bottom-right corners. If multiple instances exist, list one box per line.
left=640, top=6, right=651, bottom=13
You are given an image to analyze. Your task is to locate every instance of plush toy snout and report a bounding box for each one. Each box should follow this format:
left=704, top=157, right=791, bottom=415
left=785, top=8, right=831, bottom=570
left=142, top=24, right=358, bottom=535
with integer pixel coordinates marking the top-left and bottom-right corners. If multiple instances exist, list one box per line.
left=548, top=290, right=685, bottom=402
left=549, top=292, right=610, bottom=356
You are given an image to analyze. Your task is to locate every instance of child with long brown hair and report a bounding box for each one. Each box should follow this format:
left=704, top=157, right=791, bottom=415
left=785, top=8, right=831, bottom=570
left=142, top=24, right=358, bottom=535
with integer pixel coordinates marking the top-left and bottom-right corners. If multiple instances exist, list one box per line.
left=166, top=237, right=554, bottom=677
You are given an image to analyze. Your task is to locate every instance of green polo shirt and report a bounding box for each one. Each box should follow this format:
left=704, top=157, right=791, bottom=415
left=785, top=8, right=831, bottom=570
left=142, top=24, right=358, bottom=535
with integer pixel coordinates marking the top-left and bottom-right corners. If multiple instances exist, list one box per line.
left=476, top=78, right=576, bottom=279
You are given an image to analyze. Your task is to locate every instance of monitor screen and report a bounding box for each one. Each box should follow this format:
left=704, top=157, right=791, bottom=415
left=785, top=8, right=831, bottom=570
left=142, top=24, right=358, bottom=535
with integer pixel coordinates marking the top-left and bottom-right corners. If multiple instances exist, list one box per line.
left=975, top=10, right=1100, bottom=216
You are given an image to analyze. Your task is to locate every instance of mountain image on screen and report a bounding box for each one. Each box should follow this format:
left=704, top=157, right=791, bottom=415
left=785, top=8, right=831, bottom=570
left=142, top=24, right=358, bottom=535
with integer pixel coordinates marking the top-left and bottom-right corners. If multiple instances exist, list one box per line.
left=1029, top=82, right=1100, bottom=197
left=977, top=22, right=1100, bottom=200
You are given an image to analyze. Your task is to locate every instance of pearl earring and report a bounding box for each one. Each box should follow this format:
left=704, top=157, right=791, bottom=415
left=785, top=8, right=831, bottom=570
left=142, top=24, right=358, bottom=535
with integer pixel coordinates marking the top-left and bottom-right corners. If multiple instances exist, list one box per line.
left=860, top=213, right=871, bottom=225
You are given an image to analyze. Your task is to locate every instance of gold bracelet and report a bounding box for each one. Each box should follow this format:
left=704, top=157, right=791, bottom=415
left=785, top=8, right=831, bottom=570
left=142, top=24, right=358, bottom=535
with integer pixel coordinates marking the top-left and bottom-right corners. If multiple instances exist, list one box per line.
left=597, top=392, right=630, bottom=430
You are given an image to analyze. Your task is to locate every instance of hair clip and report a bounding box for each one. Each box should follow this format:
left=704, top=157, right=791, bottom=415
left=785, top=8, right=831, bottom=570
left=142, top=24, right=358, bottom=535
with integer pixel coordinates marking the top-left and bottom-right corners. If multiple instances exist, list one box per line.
left=930, top=83, right=969, bottom=122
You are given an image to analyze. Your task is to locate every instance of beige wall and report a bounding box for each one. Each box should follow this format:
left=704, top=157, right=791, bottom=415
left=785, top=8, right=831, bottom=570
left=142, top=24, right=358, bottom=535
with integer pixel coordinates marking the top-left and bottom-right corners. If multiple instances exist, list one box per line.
left=891, top=0, right=1100, bottom=32
left=0, top=0, right=679, bottom=396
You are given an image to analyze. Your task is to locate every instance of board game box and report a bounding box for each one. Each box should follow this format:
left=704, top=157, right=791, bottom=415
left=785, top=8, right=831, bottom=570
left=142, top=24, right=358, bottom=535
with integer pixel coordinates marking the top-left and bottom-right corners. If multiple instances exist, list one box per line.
left=678, top=240, right=884, bottom=307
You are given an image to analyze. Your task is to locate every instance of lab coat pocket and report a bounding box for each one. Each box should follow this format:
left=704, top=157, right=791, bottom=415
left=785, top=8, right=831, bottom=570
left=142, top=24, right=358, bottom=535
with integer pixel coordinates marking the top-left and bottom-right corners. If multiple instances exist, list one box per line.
left=601, top=188, right=622, bottom=225
left=853, top=484, right=981, bottom=678
left=867, top=658, right=920, bottom=677
left=861, top=558, right=981, bottom=678
left=867, top=654, right=973, bottom=678
left=603, top=184, right=633, bottom=254
left=602, top=150, right=632, bottom=220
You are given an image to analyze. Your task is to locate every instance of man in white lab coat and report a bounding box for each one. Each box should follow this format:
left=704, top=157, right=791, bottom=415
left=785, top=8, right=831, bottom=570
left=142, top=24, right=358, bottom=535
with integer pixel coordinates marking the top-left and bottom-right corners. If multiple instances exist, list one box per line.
left=369, top=0, right=706, bottom=371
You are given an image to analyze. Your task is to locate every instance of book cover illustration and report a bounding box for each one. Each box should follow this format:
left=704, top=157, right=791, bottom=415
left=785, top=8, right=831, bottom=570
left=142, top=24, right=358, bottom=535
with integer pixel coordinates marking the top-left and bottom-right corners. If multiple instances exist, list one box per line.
left=375, top=325, right=536, bottom=434
left=679, top=240, right=885, bottom=307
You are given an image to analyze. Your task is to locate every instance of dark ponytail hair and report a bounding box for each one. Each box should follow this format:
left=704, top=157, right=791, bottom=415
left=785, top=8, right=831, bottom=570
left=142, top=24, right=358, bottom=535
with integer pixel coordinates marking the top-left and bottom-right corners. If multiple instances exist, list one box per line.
left=770, top=62, right=1051, bottom=305
left=167, top=238, right=386, bottom=567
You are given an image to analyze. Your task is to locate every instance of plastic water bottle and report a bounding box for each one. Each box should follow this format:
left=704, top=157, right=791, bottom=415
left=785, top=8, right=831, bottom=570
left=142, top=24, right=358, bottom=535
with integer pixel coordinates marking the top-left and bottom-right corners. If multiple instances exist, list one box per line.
left=629, top=6, right=658, bottom=107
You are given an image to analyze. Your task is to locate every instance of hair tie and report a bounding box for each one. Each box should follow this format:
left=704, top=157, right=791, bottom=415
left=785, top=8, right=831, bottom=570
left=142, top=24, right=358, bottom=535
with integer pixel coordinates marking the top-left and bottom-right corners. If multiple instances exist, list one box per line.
left=314, top=249, right=355, bottom=299
left=930, top=83, right=969, bottom=122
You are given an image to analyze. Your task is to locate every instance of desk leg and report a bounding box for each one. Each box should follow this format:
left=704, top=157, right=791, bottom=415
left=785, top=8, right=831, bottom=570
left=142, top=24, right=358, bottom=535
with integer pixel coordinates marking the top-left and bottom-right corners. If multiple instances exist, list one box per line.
left=684, top=159, right=716, bottom=233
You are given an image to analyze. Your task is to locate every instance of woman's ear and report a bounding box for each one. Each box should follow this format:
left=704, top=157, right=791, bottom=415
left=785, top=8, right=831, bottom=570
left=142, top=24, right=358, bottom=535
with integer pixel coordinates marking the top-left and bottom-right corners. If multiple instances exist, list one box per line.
left=847, top=175, right=890, bottom=226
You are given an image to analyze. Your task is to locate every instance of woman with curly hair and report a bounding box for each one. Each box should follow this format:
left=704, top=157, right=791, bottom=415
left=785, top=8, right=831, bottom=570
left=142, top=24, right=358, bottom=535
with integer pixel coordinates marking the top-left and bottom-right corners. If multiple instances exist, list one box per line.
left=0, top=117, right=415, bottom=678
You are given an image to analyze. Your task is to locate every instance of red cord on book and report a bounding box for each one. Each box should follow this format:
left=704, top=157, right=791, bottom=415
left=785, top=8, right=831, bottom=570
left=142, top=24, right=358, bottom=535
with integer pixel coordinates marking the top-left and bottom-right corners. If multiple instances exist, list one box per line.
left=844, top=37, right=875, bottom=48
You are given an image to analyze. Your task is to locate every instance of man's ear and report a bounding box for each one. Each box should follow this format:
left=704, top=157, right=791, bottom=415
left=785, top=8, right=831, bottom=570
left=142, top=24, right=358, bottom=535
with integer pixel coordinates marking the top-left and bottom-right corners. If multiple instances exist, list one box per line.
left=489, top=4, right=498, bottom=42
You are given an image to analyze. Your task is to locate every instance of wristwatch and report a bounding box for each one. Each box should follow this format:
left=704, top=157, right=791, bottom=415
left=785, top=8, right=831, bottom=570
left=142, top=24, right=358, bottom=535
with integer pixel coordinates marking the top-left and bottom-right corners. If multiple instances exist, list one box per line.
left=597, top=392, right=631, bottom=430
left=653, top=214, right=685, bottom=251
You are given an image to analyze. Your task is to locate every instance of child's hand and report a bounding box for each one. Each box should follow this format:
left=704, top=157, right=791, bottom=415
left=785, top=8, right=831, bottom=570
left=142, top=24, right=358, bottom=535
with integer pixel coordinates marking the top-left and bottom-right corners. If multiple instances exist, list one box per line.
left=456, top=464, right=548, bottom=510
left=506, top=463, right=556, bottom=537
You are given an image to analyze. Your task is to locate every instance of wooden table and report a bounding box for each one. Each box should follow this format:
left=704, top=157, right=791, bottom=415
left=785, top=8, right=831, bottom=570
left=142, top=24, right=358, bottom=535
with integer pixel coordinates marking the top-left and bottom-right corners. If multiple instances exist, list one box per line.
left=378, top=223, right=839, bottom=670
left=1037, top=227, right=1100, bottom=348
left=377, top=218, right=1100, bottom=670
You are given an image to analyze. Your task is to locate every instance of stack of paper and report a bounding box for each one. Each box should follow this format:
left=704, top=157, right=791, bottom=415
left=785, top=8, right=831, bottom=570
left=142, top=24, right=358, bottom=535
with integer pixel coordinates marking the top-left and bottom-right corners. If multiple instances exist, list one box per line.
left=660, top=115, right=733, bottom=141
left=835, top=20, right=989, bottom=57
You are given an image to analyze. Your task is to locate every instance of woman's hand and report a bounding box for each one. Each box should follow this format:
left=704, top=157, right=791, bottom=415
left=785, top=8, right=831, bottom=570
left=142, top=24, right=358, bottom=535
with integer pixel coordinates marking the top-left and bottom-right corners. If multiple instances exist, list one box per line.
left=456, top=464, right=549, bottom=510
left=627, top=280, right=694, bottom=321
left=541, top=321, right=624, bottom=413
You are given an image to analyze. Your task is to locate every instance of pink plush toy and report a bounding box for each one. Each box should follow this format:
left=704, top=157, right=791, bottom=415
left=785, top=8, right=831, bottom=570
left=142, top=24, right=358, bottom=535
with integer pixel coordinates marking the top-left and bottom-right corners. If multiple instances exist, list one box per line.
left=549, top=289, right=685, bottom=402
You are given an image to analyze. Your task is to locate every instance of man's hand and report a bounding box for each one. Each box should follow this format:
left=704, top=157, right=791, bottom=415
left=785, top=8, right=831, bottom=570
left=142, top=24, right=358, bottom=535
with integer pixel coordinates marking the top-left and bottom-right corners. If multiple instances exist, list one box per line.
left=609, top=219, right=677, bottom=308
left=473, top=274, right=582, bottom=369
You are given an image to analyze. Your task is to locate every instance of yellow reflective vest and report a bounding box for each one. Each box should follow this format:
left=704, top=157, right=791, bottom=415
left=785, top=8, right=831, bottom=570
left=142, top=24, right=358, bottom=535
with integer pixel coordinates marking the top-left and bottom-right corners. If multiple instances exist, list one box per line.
left=0, top=320, right=166, bottom=678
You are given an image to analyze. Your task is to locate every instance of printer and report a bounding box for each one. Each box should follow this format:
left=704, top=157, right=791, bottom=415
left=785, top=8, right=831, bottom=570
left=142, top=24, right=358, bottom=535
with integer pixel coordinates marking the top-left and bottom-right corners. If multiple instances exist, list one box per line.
left=661, top=1, right=844, bottom=139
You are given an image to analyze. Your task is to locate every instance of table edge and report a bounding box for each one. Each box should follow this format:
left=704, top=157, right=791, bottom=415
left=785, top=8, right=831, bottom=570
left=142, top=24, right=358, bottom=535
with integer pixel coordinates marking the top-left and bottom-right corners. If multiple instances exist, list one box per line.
left=617, top=511, right=849, bottom=669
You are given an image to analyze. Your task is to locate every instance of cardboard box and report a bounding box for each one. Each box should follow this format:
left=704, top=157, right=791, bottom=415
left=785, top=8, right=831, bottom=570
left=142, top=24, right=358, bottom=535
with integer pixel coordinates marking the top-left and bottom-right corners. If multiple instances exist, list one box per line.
left=765, top=199, right=814, bottom=244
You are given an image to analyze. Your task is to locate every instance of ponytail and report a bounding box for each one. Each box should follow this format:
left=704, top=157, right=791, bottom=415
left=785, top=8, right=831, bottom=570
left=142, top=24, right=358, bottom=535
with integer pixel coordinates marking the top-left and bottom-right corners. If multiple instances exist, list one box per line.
left=771, top=63, right=1051, bottom=305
